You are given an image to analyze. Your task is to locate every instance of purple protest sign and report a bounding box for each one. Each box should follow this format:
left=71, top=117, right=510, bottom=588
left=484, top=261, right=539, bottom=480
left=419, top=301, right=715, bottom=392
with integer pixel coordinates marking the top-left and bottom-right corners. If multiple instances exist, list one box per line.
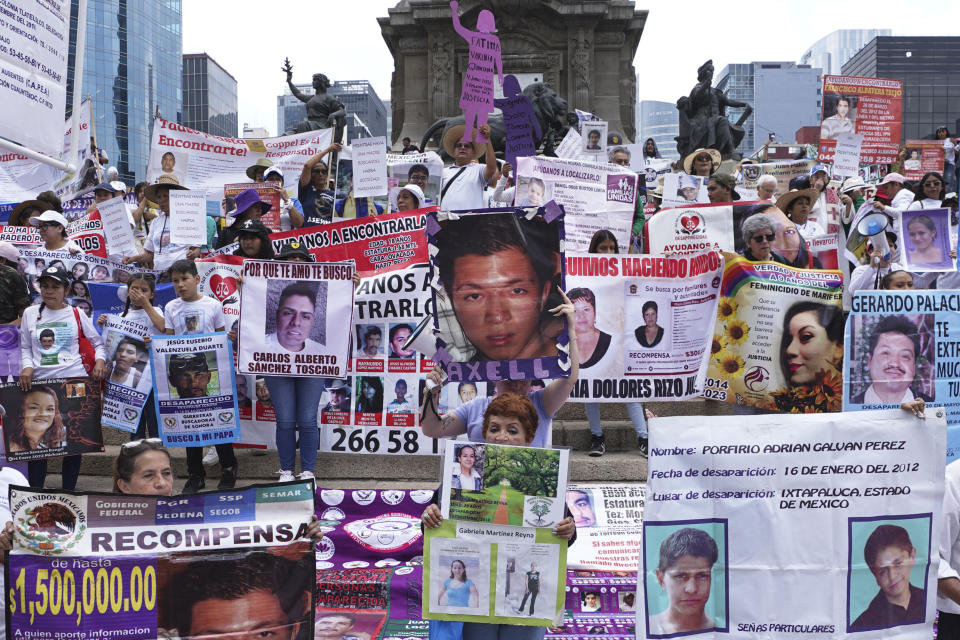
left=450, top=0, right=502, bottom=143
left=494, top=75, right=542, bottom=170
left=0, top=325, right=20, bottom=379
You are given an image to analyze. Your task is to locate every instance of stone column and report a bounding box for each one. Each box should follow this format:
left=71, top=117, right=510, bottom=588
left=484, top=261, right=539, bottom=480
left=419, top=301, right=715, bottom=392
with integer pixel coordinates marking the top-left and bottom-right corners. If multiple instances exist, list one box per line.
left=429, top=31, right=454, bottom=121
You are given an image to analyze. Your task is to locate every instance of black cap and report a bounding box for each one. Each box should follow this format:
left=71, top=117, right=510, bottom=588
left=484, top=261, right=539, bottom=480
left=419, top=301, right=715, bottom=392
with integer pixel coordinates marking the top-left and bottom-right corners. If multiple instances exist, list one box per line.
left=168, top=353, right=209, bottom=374
left=236, top=219, right=270, bottom=236
left=37, top=266, right=70, bottom=285
left=278, top=240, right=313, bottom=261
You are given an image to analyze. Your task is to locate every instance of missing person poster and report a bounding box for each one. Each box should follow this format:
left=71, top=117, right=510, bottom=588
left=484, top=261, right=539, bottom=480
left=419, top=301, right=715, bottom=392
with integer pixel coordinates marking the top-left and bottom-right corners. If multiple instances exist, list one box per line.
left=440, top=442, right=569, bottom=528
left=566, top=252, right=722, bottom=403
left=702, top=253, right=844, bottom=413
left=428, top=209, right=569, bottom=382
left=196, top=255, right=244, bottom=330
left=818, top=75, right=903, bottom=164
left=563, top=570, right=641, bottom=630
left=149, top=332, right=240, bottom=447
left=223, top=182, right=281, bottom=230
left=16, top=248, right=141, bottom=309
left=565, top=484, right=644, bottom=572
left=662, top=173, right=709, bottom=207
left=5, top=482, right=317, bottom=640
left=739, top=159, right=816, bottom=200
left=0, top=378, right=104, bottom=462
left=638, top=409, right=945, bottom=639
left=902, top=140, right=945, bottom=182
left=146, top=117, right=333, bottom=202
left=424, top=518, right=567, bottom=627
left=899, top=207, right=954, bottom=272
left=515, top=156, right=637, bottom=253
left=387, top=152, right=443, bottom=209
left=237, top=259, right=354, bottom=377
left=100, top=315, right=155, bottom=433
left=845, top=290, right=960, bottom=462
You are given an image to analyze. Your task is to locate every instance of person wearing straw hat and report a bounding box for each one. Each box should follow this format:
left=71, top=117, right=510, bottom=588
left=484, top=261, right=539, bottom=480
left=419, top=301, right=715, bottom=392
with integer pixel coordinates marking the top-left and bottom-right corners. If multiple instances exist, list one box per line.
left=246, top=157, right=274, bottom=182
left=682, top=148, right=721, bottom=178
left=777, top=188, right=823, bottom=240
left=322, top=379, right=351, bottom=412
left=440, top=122, right=498, bottom=211
left=122, top=175, right=208, bottom=272
left=8, top=198, right=53, bottom=227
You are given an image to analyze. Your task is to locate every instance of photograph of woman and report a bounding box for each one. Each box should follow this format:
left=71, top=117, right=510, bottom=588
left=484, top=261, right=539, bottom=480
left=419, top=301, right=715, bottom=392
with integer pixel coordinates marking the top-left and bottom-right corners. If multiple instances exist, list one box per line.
left=437, top=559, right=480, bottom=609
left=70, top=280, right=90, bottom=300
left=568, top=288, right=611, bottom=369
left=770, top=300, right=844, bottom=412
left=356, top=376, right=384, bottom=413
left=70, top=262, right=89, bottom=282
left=635, top=301, right=665, bottom=349
left=451, top=444, right=482, bottom=492
left=7, top=386, right=66, bottom=452
left=108, top=336, right=147, bottom=388
left=903, top=213, right=950, bottom=269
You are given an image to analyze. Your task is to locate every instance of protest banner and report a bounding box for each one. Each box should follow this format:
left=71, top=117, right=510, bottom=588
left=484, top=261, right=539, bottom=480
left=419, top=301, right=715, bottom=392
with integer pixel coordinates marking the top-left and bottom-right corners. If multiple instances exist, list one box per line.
left=565, top=252, right=722, bottom=403
left=646, top=202, right=828, bottom=269
left=423, top=518, right=567, bottom=626
left=167, top=190, right=208, bottom=246
left=701, top=252, right=844, bottom=413
left=352, top=136, right=389, bottom=198
left=662, top=173, right=709, bottom=207
left=0, top=99, right=96, bottom=204
left=818, top=75, right=903, bottom=164
left=0, top=0, right=70, bottom=157
left=0, top=377, right=103, bottom=461
left=845, top=290, right=960, bottom=462
left=564, top=571, right=641, bottom=624
left=196, top=255, right=244, bottom=330
left=17, top=248, right=141, bottom=309
left=554, top=128, right=583, bottom=160
left=88, top=281, right=176, bottom=331
left=97, top=196, right=136, bottom=256
left=451, top=4, right=501, bottom=136
left=642, top=157, right=673, bottom=195
left=0, top=325, right=21, bottom=383
left=581, top=121, right=608, bottom=156
left=149, top=332, right=240, bottom=447
left=428, top=209, right=569, bottom=382
left=899, top=207, right=954, bottom=272
left=237, top=259, right=354, bottom=377
left=5, top=481, right=317, bottom=640
left=494, top=77, right=542, bottom=170
left=638, top=409, right=945, bottom=639
left=903, top=140, right=945, bottom=181
left=223, top=181, right=281, bottom=229
left=100, top=315, right=154, bottom=433
left=515, top=156, right=636, bottom=252
left=313, top=487, right=436, bottom=639
left=386, top=152, right=443, bottom=209
left=565, top=484, right=644, bottom=571
left=833, top=132, right=865, bottom=178
left=145, top=117, right=333, bottom=202
left=440, top=442, right=569, bottom=528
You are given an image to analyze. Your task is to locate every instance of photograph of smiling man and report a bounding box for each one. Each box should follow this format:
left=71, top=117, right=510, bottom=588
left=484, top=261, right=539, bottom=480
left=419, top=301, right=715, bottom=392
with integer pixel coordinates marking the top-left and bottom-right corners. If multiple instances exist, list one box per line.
left=429, top=210, right=567, bottom=381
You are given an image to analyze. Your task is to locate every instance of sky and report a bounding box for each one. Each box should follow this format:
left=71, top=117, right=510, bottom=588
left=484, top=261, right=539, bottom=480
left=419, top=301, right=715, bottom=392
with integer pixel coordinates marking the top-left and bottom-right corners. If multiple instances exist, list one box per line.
left=182, top=0, right=960, bottom=139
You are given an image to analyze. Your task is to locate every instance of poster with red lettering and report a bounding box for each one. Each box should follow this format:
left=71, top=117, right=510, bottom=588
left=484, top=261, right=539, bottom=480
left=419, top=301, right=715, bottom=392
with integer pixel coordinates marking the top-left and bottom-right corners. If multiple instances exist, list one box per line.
left=818, top=75, right=903, bottom=164
left=902, top=139, right=945, bottom=181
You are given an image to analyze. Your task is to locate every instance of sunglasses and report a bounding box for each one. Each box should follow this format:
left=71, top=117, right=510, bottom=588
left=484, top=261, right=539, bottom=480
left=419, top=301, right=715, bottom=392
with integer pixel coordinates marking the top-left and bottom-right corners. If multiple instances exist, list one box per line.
left=695, top=155, right=712, bottom=162
left=751, top=233, right=775, bottom=242
left=120, top=438, right=163, bottom=455
left=924, top=181, right=942, bottom=187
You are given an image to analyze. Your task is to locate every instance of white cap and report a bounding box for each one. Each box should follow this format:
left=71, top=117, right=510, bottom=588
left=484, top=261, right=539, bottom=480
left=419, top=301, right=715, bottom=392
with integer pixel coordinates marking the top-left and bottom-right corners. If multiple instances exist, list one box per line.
left=28, top=210, right=70, bottom=228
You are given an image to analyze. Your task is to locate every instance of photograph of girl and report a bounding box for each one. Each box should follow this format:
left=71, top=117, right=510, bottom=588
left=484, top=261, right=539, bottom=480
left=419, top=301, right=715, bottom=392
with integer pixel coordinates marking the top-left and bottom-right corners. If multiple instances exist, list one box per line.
left=6, top=385, right=67, bottom=452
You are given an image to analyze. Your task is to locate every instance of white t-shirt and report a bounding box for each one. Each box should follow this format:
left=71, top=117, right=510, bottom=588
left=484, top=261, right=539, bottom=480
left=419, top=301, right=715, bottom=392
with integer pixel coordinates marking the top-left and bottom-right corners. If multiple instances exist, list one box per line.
left=144, top=213, right=189, bottom=272
left=264, top=333, right=323, bottom=355
left=441, top=163, right=488, bottom=211
left=119, top=307, right=166, bottom=336
left=795, top=219, right=825, bottom=240
left=20, top=304, right=106, bottom=378
left=163, top=296, right=225, bottom=335
left=0, top=466, right=28, bottom=639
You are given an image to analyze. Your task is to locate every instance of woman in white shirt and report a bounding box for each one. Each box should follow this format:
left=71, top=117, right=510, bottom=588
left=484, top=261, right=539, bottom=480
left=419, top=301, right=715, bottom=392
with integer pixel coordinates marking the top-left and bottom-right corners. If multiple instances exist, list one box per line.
left=907, top=172, right=946, bottom=210
left=28, top=211, right=82, bottom=254
left=19, top=265, right=105, bottom=490
left=451, top=444, right=481, bottom=491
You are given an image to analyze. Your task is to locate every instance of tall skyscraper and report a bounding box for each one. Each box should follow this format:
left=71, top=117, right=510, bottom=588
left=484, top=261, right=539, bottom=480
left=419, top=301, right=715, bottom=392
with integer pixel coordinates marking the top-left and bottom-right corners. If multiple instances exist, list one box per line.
left=638, top=100, right=680, bottom=162
left=801, top=30, right=891, bottom=76
left=182, top=54, right=238, bottom=138
left=716, top=62, right=822, bottom=157
left=842, top=36, right=960, bottom=141
left=66, top=0, right=183, bottom=184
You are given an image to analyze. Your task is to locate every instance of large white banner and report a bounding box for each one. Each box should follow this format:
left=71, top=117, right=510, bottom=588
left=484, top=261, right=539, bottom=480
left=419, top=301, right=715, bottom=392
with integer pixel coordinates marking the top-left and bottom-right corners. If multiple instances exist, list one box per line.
left=0, top=0, right=70, bottom=157
left=565, top=251, right=722, bottom=402
left=0, top=99, right=94, bottom=203
left=515, top=156, right=637, bottom=252
left=638, top=409, right=945, bottom=639
left=146, top=117, right=332, bottom=200
left=565, top=484, right=644, bottom=571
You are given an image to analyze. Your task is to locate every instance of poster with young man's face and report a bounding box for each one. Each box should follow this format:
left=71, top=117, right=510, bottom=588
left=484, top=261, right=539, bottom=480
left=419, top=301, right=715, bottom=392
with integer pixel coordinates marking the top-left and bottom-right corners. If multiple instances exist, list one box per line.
left=427, top=209, right=568, bottom=382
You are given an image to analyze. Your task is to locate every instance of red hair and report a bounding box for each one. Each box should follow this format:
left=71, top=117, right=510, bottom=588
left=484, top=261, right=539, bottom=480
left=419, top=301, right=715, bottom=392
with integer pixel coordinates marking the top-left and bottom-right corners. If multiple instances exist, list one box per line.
left=482, top=393, right=537, bottom=443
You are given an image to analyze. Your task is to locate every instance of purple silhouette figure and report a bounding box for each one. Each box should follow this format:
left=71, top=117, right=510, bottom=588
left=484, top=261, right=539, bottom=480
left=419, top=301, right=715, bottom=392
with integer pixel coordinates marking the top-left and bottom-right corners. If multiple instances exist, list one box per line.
left=450, top=0, right=502, bottom=144
left=494, top=75, right=542, bottom=170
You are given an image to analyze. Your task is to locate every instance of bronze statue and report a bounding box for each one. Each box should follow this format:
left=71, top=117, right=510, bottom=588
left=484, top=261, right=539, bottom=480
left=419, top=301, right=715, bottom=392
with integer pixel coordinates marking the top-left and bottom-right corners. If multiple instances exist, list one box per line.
left=676, top=59, right=753, bottom=160
left=282, top=58, right=347, bottom=139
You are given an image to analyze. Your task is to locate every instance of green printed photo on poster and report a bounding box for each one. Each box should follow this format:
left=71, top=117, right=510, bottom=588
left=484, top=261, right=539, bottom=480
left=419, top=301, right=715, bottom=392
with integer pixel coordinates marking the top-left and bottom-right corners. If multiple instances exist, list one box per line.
left=441, top=443, right=569, bottom=528
left=846, top=514, right=932, bottom=633
left=641, top=519, right=729, bottom=637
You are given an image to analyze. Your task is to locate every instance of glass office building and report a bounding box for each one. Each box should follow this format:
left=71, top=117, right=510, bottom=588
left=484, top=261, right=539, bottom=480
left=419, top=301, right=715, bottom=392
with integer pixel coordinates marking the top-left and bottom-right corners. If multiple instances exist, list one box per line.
left=801, top=30, right=891, bottom=77
left=183, top=53, right=238, bottom=138
left=842, top=36, right=960, bottom=141
left=638, top=100, right=680, bottom=162
left=66, top=0, right=183, bottom=184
